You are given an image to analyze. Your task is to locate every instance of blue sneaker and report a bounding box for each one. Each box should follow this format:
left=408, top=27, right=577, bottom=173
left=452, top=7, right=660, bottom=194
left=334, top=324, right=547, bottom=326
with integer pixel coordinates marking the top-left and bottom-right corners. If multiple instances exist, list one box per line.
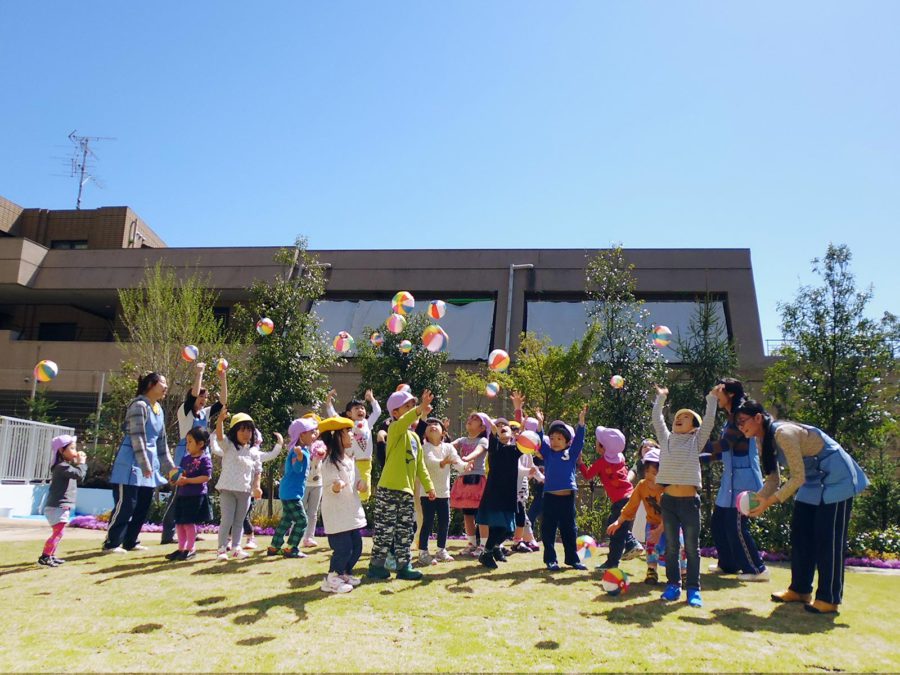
left=687, top=588, right=703, bottom=607
left=570, top=562, right=588, bottom=571
left=660, top=583, right=682, bottom=602
left=546, top=562, right=560, bottom=571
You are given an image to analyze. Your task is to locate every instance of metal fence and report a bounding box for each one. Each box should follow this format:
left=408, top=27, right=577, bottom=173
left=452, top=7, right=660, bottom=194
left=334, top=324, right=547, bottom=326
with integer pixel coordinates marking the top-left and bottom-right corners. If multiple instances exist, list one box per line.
left=0, top=416, right=76, bottom=483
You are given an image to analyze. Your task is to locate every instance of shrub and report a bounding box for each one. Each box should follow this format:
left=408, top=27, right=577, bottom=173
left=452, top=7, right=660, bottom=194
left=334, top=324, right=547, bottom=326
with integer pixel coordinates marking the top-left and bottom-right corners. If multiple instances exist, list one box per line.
left=848, top=525, right=900, bottom=558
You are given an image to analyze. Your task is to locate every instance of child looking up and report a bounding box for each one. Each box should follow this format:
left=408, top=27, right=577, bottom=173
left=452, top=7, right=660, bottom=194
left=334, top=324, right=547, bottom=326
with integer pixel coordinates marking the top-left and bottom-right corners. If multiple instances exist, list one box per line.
left=268, top=417, right=317, bottom=558
left=166, top=427, right=213, bottom=561
left=39, top=435, right=87, bottom=567
left=325, top=388, right=382, bottom=501
left=449, top=412, right=491, bottom=556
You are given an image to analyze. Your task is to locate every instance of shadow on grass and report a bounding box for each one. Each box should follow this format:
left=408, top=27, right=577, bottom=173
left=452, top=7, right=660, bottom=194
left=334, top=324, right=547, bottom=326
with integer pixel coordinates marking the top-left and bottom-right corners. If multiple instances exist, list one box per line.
left=679, top=604, right=850, bottom=635
left=236, top=636, right=275, bottom=646
left=0, top=549, right=105, bottom=576
left=193, top=572, right=326, bottom=624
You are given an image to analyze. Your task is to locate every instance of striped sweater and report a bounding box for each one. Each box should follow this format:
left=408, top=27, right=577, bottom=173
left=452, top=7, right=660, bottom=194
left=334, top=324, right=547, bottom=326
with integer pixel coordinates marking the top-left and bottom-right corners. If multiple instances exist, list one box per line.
left=652, top=393, right=717, bottom=488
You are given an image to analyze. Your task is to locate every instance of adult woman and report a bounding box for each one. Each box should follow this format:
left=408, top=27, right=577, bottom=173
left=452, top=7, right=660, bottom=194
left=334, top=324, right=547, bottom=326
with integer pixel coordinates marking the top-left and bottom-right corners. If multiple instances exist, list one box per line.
left=734, top=400, right=869, bottom=614
left=103, top=372, right=175, bottom=553
left=704, top=379, right=768, bottom=581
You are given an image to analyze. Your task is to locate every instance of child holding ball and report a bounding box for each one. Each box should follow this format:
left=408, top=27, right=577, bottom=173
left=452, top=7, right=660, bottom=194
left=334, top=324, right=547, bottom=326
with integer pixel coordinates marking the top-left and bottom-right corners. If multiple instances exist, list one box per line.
left=166, top=427, right=213, bottom=561
left=39, top=435, right=87, bottom=567
left=449, top=412, right=491, bottom=556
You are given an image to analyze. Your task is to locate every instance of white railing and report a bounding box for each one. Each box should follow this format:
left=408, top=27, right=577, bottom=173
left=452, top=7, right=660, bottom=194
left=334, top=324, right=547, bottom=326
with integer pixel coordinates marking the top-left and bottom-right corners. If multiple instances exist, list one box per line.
left=0, top=416, right=76, bottom=483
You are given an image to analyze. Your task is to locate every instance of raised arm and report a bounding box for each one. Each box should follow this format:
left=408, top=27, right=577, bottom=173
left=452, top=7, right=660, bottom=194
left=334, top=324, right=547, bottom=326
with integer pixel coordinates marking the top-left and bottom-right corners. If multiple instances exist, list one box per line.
left=696, top=392, right=719, bottom=449
left=651, top=387, right=671, bottom=447
left=324, top=388, right=338, bottom=419
left=365, top=390, right=382, bottom=427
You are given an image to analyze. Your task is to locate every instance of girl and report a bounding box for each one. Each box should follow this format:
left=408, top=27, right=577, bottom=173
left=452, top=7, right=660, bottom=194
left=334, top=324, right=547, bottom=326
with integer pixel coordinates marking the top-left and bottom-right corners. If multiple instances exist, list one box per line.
left=301, top=412, right=325, bottom=548
left=449, top=412, right=491, bottom=556
left=268, top=417, right=317, bottom=558
left=627, top=438, right=659, bottom=545
left=166, top=427, right=213, bottom=561
left=39, top=435, right=87, bottom=567
left=211, top=410, right=262, bottom=561
left=240, top=428, right=283, bottom=551
left=325, top=388, right=383, bottom=501
left=511, top=391, right=542, bottom=552
left=318, top=416, right=367, bottom=593
left=418, top=418, right=471, bottom=564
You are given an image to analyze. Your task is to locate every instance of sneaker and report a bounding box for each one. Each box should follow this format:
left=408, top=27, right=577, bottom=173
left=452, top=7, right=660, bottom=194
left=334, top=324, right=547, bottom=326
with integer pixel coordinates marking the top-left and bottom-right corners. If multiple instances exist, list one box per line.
left=244, top=539, right=258, bottom=550
left=622, top=543, right=644, bottom=561
left=460, top=542, right=478, bottom=556
left=661, top=583, right=682, bottom=602
left=129, top=544, right=148, bottom=551
left=367, top=564, right=390, bottom=579
left=737, top=568, right=770, bottom=582
left=340, top=574, right=362, bottom=587
left=302, top=538, right=318, bottom=548
left=804, top=599, right=839, bottom=615
left=232, top=547, right=250, bottom=560
left=434, top=548, right=454, bottom=562
left=320, top=573, right=353, bottom=594
left=418, top=551, right=436, bottom=566
left=513, top=541, right=532, bottom=553
left=493, top=547, right=508, bottom=563
left=226, top=544, right=233, bottom=552
left=165, top=550, right=183, bottom=561
left=284, top=547, right=307, bottom=559
left=49, top=556, right=66, bottom=565
left=478, top=550, right=498, bottom=569
left=596, top=559, right=615, bottom=571
left=498, top=545, right=512, bottom=557
left=38, top=554, right=58, bottom=567
left=385, top=553, right=398, bottom=571
left=471, top=545, right=485, bottom=558
left=771, top=589, right=812, bottom=603
left=569, top=562, right=588, bottom=571
left=160, top=537, right=176, bottom=546
left=687, top=588, right=703, bottom=607
left=267, top=546, right=281, bottom=557
left=216, top=549, right=229, bottom=561
left=526, top=541, right=540, bottom=552
left=181, top=550, right=196, bottom=561
left=546, top=562, right=560, bottom=572
left=396, top=564, right=424, bottom=580
left=644, top=568, right=659, bottom=585
left=105, top=546, right=127, bottom=554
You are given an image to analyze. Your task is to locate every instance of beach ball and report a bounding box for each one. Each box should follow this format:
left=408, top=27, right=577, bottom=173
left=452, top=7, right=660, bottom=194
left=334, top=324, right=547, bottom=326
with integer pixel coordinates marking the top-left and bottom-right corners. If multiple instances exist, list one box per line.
left=181, top=345, right=199, bottom=362
left=576, top=535, right=598, bottom=562
left=34, top=360, right=58, bottom=383
left=736, top=490, right=761, bottom=516
left=386, top=313, right=407, bottom=334
left=610, top=375, right=624, bottom=389
left=391, top=291, right=415, bottom=315
left=396, top=383, right=412, bottom=393
left=399, top=339, right=413, bottom=354
left=601, top=568, right=630, bottom=595
left=256, top=317, right=274, bottom=336
left=370, top=332, right=384, bottom=348
left=485, top=382, right=500, bottom=398
left=422, top=324, right=449, bottom=353
left=427, top=300, right=447, bottom=320
left=488, top=349, right=510, bottom=372
left=652, top=325, right=673, bottom=348
left=216, top=358, right=229, bottom=374
left=516, top=430, right=541, bottom=455
left=333, top=331, right=355, bottom=354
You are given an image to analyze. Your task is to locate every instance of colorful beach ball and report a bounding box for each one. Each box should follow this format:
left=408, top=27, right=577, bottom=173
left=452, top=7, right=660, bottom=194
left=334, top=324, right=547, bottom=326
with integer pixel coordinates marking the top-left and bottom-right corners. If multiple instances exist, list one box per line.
left=422, top=324, right=449, bottom=353
left=333, top=331, right=355, bottom=354
left=652, top=325, right=673, bottom=348
left=386, top=313, right=407, bottom=335
left=736, top=490, right=761, bottom=516
left=427, top=300, right=447, bottom=320
left=370, top=332, right=384, bottom=348
left=488, top=349, right=510, bottom=372
left=516, top=430, right=541, bottom=455
left=216, top=358, right=229, bottom=374
left=181, top=345, right=199, bottom=362
left=601, top=568, right=630, bottom=596
left=610, top=375, right=625, bottom=389
left=391, top=291, right=415, bottom=316
left=399, top=339, right=413, bottom=354
left=256, top=317, right=274, bottom=336
left=33, top=360, right=58, bottom=383
left=485, top=382, right=500, bottom=398
left=576, top=535, right=598, bottom=562
left=396, top=383, right=412, bottom=393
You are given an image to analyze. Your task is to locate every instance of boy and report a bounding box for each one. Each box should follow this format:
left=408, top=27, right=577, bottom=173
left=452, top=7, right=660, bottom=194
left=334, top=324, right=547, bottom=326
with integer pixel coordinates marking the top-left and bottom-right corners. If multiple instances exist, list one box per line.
left=326, top=388, right=382, bottom=501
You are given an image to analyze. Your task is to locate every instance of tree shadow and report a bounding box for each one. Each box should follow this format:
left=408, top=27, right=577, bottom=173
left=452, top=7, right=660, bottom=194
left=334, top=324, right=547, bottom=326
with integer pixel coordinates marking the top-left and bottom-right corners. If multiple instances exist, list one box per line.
left=236, top=636, right=275, bottom=646
left=193, top=572, right=325, bottom=625
left=678, top=604, right=850, bottom=635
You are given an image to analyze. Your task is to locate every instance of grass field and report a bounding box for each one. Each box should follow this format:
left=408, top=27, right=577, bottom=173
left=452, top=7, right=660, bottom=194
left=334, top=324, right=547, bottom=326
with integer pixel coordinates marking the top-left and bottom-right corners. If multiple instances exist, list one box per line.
left=1, top=523, right=898, bottom=673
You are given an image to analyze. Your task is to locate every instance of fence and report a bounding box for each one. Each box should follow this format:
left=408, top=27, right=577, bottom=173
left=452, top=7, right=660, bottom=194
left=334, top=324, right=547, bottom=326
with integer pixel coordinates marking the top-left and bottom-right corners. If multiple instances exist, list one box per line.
left=0, top=416, right=75, bottom=483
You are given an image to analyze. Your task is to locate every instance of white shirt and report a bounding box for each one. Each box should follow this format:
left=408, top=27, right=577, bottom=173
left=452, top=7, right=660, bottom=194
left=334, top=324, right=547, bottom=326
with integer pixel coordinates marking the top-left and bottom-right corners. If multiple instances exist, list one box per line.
left=210, top=436, right=262, bottom=493
left=420, top=441, right=468, bottom=499
left=320, top=455, right=367, bottom=534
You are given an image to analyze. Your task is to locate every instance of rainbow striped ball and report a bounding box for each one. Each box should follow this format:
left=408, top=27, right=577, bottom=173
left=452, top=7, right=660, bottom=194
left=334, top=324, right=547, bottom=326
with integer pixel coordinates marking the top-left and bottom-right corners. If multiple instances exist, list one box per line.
left=181, top=345, right=199, bottom=362
left=485, top=382, right=500, bottom=398
left=399, top=339, right=413, bottom=354
left=256, top=317, right=274, bottom=336
left=216, top=358, right=229, bottom=373
left=735, top=490, right=760, bottom=516
left=370, top=332, right=384, bottom=347
left=34, top=360, right=58, bottom=383
left=576, top=535, right=598, bottom=562
left=488, top=349, right=510, bottom=372
left=610, top=375, right=624, bottom=389
left=652, top=325, right=673, bottom=348
left=386, top=313, right=407, bottom=334
left=391, top=291, right=415, bottom=316
left=396, top=383, right=412, bottom=393
left=516, top=430, right=541, bottom=455
left=427, top=300, right=447, bottom=320
left=422, top=324, right=449, bottom=353
left=333, top=331, right=355, bottom=353
left=601, top=568, right=630, bottom=595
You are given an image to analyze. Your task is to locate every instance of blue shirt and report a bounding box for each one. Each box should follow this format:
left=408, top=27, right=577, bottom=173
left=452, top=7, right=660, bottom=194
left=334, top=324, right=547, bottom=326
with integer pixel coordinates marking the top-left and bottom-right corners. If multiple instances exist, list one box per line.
left=279, top=446, right=310, bottom=500
left=540, top=424, right=585, bottom=492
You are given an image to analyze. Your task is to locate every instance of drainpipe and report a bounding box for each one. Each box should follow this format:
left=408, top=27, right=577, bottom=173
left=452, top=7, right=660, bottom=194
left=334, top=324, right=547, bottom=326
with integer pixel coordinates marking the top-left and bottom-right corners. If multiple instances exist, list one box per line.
left=504, top=264, right=534, bottom=353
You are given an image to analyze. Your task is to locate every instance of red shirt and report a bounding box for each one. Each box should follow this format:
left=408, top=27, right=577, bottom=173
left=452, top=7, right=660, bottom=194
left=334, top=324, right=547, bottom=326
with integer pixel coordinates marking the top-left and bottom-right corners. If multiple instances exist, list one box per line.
left=579, top=456, right=633, bottom=502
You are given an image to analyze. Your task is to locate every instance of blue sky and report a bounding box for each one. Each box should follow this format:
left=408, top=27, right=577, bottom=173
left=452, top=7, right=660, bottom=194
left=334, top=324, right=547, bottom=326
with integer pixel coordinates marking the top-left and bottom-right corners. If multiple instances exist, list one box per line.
left=2, top=2, right=897, bottom=343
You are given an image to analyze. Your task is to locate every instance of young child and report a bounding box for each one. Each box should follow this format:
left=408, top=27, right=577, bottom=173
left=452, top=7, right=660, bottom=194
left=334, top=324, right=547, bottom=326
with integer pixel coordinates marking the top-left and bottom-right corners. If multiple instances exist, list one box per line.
left=449, top=412, right=491, bottom=556
left=240, top=428, right=283, bottom=551
left=511, top=391, right=543, bottom=552
left=538, top=406, right=588, bottom=571
left=476, top=418, right=533, bottom=569
left=652, top=385, right=718, bottom=607
left=326, top=388, right=382, bottom=501
left=579, top=425, right=643, bottom=569
left=627, top=438, right=659, bottom=545
left=511, top=420, right=544, bottom=552
left=211, top=410, right=263, bottom=561
left=39, top=435, right=87, bottom=567
left=298, top=413, right=324, bottom=547
left=166, top=427, right=213, bottom=561
left=268, top=417, right=317, bottom=558
left=318, top=416, right=368, bottom=593
left=367, top=388, right=436, bottom=581
left=418, top=418, right=471, bottom=564
left=607, top=448, right=665, bottom=583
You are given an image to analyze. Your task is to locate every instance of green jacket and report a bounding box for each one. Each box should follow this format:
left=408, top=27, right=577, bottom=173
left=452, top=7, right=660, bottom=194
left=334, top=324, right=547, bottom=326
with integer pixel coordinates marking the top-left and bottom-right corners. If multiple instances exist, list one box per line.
left=378, top=407, right=435, bottom=495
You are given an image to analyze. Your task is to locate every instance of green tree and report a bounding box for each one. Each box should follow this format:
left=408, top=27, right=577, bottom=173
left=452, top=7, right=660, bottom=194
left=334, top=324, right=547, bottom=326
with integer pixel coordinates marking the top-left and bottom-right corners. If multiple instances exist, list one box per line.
left=22, top=390, right=59, bottom=424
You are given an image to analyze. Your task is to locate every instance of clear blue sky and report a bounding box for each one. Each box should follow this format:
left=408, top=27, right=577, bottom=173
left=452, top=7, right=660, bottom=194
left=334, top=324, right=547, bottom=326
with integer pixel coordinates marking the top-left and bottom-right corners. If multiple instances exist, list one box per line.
left=2, top=2, right=897, bottom=343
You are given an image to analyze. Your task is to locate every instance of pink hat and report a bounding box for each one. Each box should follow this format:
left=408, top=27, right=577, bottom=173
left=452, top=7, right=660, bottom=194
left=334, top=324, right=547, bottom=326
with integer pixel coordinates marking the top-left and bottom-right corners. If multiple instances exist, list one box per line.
left=387, top=390, right=416, bottom=413
left=642, top=448, right=660, bottom=465
left=523, top=416, right=540, bottom=432
left=595, top=426, right=626, bottom=460
left=51, top=435, right=76, bottom=455
left=474, top=412, right=492, bottom=436
left=288, top=417, right=319, bottom=449
left=548, top=420, right=575, bottom=443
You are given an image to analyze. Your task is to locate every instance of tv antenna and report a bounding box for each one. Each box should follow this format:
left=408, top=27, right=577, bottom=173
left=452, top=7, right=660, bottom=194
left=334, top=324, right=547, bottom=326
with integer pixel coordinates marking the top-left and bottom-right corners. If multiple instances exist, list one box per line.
left=68, top=130, right=115, bottom=209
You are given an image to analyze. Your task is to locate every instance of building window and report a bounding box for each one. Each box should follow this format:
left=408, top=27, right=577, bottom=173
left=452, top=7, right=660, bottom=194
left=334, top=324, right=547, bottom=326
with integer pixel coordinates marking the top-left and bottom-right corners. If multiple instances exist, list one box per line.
left=37, top=322, right=78, bottom=341
left=49, top=240, right=88, bottom=250
left=313, top=297, right=496, bottom=360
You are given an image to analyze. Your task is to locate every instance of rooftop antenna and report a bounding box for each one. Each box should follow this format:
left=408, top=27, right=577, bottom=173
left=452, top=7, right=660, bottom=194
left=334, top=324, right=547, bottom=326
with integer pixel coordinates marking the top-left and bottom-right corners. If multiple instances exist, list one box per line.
left=68, top=130, right=115, bottom=209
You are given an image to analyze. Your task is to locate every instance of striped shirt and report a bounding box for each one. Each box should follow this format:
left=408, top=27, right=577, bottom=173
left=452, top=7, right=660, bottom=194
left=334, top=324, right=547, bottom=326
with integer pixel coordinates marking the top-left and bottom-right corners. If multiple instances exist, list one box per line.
left=653, top=393, right=718, bottom=488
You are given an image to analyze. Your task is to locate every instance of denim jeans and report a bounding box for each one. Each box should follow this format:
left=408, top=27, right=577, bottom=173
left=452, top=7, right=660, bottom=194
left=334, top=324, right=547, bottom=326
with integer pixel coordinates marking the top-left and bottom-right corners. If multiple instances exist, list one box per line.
left=328, top=529, right=363, bottom=575
left=660, top=493, right=701, bottom=589
left=419, top=497, right=450, bottom=550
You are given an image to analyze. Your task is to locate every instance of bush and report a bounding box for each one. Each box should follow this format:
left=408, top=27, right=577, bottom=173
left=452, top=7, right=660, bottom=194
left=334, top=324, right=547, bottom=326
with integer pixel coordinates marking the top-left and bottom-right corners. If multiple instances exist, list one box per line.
left=849, top=525, right=900, bottom=558
left=748, top=500, right=793, bottom=554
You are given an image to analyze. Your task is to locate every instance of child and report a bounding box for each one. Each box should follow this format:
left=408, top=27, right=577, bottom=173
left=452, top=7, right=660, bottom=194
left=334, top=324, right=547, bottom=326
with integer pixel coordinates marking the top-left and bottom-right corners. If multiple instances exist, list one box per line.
left=165, top=427, right=213, bottom=561
left=538, top=406, right=588, bottom=571
left=326, top=388, right=382, bottom=501
left=512, top=424, right=544, bottom=553
left=240, top=428, right=283, bottom=551
left=627, top=438, right=659, bottom=544
left=579, top=426, right=643, bottom=569
left=449, top=412, right=491, bottom=556
left=318, top=416, right=368, bottom=593
left=652, top=385, right=718, bottom=607
left=608, top=448, right=665, bottom=583
left=268, top=417, right=317, bottom=558
left=300, top=413, right=324, bottom=547
left=476, top=419, right=532, bottom=569
left=511, top=391, right=543, bottom=551
left=418, top=418, right=471, bottom=564
left=211, top=410, right=263, bottom=561
left=367, top=388, right=436, bottom=581
left=39, top=435, right=87, bottom=567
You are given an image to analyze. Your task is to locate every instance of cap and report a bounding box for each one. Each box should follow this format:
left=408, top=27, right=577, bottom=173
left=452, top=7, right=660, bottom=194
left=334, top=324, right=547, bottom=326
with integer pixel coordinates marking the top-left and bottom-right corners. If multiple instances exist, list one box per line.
left=228, top=412, right=255, bottom=431
left=595, top=426, right=626, bottom=459
left=318, top=416, right=354, bottom=433
left=674, top=408, right=703, bottom=427
left=387, top=390, right=416, bottom=413
left=642, top=448, right=660, bottom=464
left=51, top=435, right=76, bottom=455
left=509, top=420, right=521, bottom=430
left=523, top=417, right=540, bottom=432
left=548, top=420, right=574, bottom=443
left=290, top=417, right=318, bottom=437
left=473, top=412, right=493, bottom=435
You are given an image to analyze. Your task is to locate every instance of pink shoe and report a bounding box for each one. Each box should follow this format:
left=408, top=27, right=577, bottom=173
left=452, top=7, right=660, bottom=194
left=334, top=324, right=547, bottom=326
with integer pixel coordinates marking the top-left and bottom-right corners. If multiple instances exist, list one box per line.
left=526, top=541, right=540, bottom=552
left=302, top=538, right=318, bottom=548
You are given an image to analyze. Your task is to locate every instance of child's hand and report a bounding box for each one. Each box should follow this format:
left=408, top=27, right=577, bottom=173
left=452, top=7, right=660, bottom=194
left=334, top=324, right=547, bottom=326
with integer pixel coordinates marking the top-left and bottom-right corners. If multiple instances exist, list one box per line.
left=426, top=489, right=436, bottom=501
left=274, top=432, right=284, bottom=446
left=326, top=388, right=337, bottom=402
left=578, top=404, right=588, bottom=426
left=356, top=480, right=367, bottom=493
left=252, top=487, right=262, bottom=499
left=175, top=476, right=188, bottom=487
left=655, top=385, right=668, bottom=397
left=606, top=521, right=620, bottom=536
left=76, top=451, right=87, bottom=465
left=529, top=466, right=538, bottom=478
left=418, top=389, right=434, bottom=411
left=364, top=389, right=374, bottom=402
left=195, top=361, right=206, bottom=372
left=465, top=461, right=474, bottom=472
left=510, top=390, right=525, bottom=410
left=332, top=479, right=345, bottom=493
left=534, top=409, right=544, bottom=428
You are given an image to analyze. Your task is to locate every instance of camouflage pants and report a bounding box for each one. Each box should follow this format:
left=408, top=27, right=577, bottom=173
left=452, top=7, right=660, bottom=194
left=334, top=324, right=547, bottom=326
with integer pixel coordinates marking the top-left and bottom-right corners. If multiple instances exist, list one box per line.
left=371, top=488, right=415, bottom=568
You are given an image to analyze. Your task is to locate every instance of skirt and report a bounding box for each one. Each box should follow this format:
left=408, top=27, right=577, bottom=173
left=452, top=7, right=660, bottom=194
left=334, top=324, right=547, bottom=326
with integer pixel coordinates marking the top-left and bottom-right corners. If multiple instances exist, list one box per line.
left=174, top=494, right=213, bottom=525
left=475, top=507, right=516, bottom=531
left=449, top=474, right=486, bottom=510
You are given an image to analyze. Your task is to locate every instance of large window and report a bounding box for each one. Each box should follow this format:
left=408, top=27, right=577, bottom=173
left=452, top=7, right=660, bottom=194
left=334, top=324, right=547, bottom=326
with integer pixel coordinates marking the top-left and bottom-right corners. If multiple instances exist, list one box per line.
left=313, top=297, right=496, bottom=360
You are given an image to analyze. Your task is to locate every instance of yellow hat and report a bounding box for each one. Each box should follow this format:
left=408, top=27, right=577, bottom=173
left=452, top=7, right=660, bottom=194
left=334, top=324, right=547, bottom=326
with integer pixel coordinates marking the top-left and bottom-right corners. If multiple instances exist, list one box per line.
left=318, top=416, right=353, bottom=433
left=228, top=412, right=255, bottom=431
left=302, top=412, right=321, bottom=422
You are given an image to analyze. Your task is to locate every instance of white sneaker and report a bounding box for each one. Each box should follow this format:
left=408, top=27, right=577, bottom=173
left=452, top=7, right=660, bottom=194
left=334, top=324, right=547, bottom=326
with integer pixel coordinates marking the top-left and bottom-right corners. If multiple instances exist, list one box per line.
left=216, top=549, right=229, bottom=561
left=302, top=538, right=318, bottom=548
left=460, top=542, right=477, bottom=556
left=738, top=568, right=770, bottom=582
left=244, top=539, right=258, bottom=550
left=105, top=546, right=127, bottom=554
left=434, top=548, right=454, bottom=562
left=418, top=551, right=437, bottom=566
left=232, top=547, right=250, bottom=560
left=622, top=543, right=644, bottom=561
left=471, top=545, right=485, bottom=557
left=340, top=574, right=362, bottom=587
left=320, top=573, right=353, bottom=594
left=130, top=544, right=148, bottom=551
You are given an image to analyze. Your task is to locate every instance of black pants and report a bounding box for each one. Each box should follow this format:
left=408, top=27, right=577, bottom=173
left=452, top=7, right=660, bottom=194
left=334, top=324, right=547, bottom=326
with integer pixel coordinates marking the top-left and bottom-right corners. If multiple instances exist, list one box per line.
left=790, top=498, right=853, bottom=604
left=542, top=492, right=578, bottom=565
left=486, top=525, right=510, bottom=551
left=104, top=484, right=154, bottom=550
left=328, top=529, right=363, bottom=575
left=711, top=505, right=765, bottom=574
left=605, top=497, right=635, bottom=566
left=419, top=497, right=450, bottom=550
left=160, top=487, right=178, bottom=544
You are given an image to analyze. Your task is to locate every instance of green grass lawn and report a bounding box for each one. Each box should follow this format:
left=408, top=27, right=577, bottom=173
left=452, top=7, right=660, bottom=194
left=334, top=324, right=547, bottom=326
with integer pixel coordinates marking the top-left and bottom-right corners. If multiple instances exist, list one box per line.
left=1, top=528, right=898, bottom=673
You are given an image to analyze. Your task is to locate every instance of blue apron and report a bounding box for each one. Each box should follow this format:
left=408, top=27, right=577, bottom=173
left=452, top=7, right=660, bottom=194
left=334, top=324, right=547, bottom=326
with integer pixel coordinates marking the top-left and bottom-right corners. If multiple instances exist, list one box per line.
left=110, top=399, right=167, bottom=488
left=715, top=434, right=764, bottom=508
